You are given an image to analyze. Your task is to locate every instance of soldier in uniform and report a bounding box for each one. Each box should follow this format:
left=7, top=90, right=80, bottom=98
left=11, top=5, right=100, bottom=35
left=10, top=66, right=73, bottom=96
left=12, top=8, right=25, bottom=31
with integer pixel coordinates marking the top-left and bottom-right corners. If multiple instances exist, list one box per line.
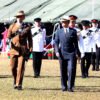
left=80, top=20, right=93, bottom=78
left=31, top=18, right=46, bottom=78
left=91, top=19, right=100, bottom=71
left=90, top=19, right=98, bottom=71
left=7, top=11, right=32, bottom=90
left=69, top=15, right=78, bottom=29
left=69, top=15, right=84, bottom=63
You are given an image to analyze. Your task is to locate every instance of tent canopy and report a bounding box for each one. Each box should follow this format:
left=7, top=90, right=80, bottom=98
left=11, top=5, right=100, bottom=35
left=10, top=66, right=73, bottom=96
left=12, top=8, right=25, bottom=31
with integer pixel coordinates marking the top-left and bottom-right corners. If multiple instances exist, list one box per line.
left=0, top=0, right=100, bottom=22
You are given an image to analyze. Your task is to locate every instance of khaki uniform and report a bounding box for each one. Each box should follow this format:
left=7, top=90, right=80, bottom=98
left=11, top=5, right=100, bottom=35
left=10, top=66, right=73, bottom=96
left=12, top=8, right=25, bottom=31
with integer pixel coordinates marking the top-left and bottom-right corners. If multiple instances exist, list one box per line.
left=7, top=22, right=32, bottom=87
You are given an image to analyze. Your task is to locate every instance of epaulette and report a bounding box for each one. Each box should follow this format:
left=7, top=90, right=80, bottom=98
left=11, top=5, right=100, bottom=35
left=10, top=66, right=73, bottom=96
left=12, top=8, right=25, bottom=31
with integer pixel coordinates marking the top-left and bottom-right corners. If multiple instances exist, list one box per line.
left=95, top=28, right=99, bottom=33
left=87, top=30, right=93, bottom=36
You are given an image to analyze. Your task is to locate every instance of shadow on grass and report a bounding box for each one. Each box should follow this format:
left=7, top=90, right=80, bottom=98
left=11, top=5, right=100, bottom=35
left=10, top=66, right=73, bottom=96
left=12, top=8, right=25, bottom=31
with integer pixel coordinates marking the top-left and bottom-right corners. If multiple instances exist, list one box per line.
left=76, top=75, right=100, bottom=78
left=0, top=74, right=99, bottom=80
left=25, top=86, right=100, bottom=92
left=25, top=87, right=61, bottom=91
left=75, top=86, right=100, bottom=92
left=0, top=75, right=12, bottom=78
left=39, top=75, right=60, bottom=78
left=0, top=75, right=99, bottom=79
left=25, top=75, right=60, bottom=78
left=0, top=75, right=60, bottom=78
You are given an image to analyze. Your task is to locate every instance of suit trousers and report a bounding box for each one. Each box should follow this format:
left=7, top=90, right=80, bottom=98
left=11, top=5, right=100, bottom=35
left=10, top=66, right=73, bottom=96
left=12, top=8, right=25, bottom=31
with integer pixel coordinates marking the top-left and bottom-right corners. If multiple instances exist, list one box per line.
left=32, top=52, right=43, bottom=76
left=10, top=55, right=25, bottom=86
left=59, top=53, right=77, bottom=90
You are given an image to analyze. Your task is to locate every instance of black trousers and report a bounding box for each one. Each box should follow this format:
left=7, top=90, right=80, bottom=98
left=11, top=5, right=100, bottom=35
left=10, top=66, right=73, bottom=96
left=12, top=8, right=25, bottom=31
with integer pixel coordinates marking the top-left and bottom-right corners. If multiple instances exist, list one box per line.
left=59, top=53, right=77, bottom=90
left=91, top=52, right=96, bottom=70
left=32, top=52, right=43, bottom=76
left=81, top=53, right=91, bottom=77
left=96, top=47, right=100, bottom=70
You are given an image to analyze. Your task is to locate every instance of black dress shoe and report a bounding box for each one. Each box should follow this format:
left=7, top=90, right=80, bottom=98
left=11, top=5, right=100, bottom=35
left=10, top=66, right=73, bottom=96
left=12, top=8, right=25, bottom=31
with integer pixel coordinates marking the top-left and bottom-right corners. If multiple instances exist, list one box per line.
left=85, top=73, right=88, bottom=78
left=92, top=68, right=95, bottom=71
left=14, top=85, right=18, bottom=89
left=62, top=87, right=67, bottom=92
left=96, top=68, right=99, bottom=71
left=82, top=75, right=86, bottom=78
left=68, top=89, right=74, bottom=92
left=17, top=86, right=22, bottom=90
left=62, top=88, right=67, bottom=92
left=34, top=75, right=40, bottom=78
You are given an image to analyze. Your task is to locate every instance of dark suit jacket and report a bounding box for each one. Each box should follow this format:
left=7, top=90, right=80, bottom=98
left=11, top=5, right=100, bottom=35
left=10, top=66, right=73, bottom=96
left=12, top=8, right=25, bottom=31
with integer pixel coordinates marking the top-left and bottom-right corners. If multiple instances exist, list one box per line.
left=55, top=27, right=78, bottom=59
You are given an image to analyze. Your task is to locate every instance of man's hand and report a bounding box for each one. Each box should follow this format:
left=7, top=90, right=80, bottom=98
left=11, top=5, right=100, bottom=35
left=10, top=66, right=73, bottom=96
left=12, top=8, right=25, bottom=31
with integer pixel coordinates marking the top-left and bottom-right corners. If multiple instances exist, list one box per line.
left=29, top=48, right=32, bottom=52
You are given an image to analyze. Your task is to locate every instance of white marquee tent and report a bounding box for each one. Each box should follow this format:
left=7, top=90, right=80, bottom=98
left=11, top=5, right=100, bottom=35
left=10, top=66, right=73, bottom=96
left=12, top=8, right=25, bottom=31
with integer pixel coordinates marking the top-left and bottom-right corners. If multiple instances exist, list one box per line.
left=0, top=0, right=100, bottom=22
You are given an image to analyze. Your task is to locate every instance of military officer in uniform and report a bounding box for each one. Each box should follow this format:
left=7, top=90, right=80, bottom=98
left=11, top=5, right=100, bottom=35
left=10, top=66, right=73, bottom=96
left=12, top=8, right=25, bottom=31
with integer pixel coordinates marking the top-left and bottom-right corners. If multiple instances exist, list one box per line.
left=55, top=16, right=78, bottom=92
left=90, top=19, right=98, bottom=71
left=31, top=18, right=46, bottom=78
left=80, top=20, right=93, bottom=78
left=91, top=19, right=100, bottom=71
left=69, top=15, right=78, bottom=29
left=7, top=11, right=32, bottom=90
left=69, top=15, right=84, bottom=63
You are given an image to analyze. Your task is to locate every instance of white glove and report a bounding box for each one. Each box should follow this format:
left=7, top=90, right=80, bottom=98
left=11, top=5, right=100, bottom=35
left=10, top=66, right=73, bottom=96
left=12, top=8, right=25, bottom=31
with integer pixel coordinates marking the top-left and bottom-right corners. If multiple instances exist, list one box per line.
left=56, top=52, right=59, bottom=57
left=43, top=48, right=47, bottom=51
left=81, top=53, right=85, bottom=58
left=50, top=40, right=55, bottom=45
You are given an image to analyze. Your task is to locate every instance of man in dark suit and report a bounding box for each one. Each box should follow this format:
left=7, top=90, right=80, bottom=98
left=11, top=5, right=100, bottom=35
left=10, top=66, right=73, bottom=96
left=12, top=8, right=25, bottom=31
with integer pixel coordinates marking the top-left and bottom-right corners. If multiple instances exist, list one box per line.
left=55, top=16, right=78, bottom=92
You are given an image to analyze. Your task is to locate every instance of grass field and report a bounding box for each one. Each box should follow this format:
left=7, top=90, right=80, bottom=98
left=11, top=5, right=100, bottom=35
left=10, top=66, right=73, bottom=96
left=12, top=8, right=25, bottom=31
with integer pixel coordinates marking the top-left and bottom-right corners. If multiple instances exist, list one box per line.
left=0, top=54, right=100, bottom=100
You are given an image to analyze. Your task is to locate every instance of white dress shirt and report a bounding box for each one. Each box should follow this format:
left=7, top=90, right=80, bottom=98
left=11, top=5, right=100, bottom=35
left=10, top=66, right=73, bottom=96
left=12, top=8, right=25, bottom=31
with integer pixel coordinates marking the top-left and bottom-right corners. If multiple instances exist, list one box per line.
left=63, top=28, right=69, bottom=33
left=31, top=27, right=46, bottom=52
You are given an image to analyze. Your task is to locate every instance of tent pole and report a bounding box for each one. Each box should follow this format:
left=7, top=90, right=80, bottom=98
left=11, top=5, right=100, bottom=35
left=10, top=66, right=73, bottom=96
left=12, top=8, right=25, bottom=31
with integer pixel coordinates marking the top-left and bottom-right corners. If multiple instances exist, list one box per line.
left=92, top=0, right=95, bottom=19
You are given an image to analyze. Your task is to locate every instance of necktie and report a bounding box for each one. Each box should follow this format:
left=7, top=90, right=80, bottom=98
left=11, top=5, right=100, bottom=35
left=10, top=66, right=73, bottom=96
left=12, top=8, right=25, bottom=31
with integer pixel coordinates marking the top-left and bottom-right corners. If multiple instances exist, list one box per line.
left=64, top=28, right=67, bottom=33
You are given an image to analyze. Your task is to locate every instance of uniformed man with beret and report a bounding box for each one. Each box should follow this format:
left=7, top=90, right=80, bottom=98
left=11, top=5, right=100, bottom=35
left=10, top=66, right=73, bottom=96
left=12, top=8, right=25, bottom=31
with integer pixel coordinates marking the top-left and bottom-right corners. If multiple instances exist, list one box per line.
left=90, top=19, right=99, bottom=71
left=7, top=10, right=32, bottom=90
left=80, top=20, right=93, bottom=78
left=90, top=19, right=100, bottom=71
left=69, top=15, right=78, bottom=29
left=31, top=17, right=46, bottom=78
left=69, top=15, right=84, bottom=63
